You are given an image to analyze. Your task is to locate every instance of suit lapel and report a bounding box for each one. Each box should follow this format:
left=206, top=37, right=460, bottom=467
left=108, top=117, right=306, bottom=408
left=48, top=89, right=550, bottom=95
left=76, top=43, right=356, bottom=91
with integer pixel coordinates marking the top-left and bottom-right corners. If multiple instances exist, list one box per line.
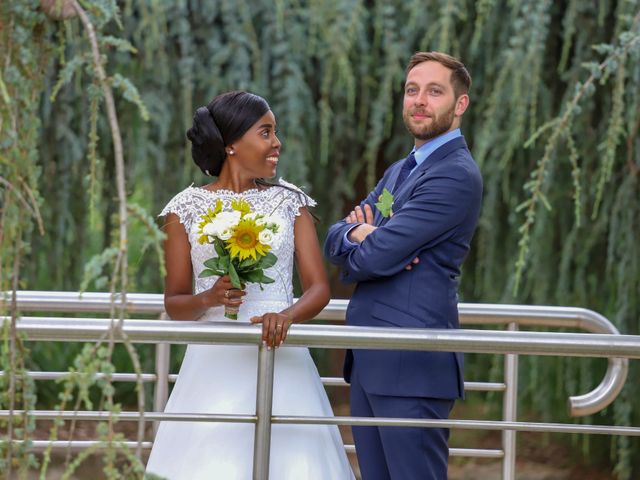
left=392, top=137, right=468, bottom=208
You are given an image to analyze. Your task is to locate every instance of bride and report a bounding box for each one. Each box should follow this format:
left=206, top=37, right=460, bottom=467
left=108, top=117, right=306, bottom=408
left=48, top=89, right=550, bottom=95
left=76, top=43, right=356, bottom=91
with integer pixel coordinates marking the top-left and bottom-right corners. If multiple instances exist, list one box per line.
left=145, top=91, right=354, bottom=479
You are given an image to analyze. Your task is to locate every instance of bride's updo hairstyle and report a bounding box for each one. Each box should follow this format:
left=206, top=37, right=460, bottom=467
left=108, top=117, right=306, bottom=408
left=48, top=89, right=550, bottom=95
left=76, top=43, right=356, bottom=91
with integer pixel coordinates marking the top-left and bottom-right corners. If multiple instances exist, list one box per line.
left=186, top=91, right=271, bottom=176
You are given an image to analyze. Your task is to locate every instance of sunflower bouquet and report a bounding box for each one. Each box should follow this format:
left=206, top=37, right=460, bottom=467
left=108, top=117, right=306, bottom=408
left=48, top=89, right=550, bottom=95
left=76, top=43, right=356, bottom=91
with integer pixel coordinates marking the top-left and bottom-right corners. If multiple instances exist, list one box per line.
left=196, top=198, right=280, bottom=319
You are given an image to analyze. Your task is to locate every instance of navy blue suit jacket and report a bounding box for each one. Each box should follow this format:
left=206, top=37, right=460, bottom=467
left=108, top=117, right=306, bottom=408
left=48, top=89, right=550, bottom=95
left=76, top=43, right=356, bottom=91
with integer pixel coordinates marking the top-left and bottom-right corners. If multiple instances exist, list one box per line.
left=324, top=136, right=482, bottom=399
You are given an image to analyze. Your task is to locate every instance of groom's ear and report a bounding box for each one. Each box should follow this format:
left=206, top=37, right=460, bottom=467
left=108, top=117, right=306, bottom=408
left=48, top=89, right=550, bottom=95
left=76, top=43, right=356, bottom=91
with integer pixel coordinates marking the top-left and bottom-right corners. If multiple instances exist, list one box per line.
left=454, top=94, right=469, bottom=117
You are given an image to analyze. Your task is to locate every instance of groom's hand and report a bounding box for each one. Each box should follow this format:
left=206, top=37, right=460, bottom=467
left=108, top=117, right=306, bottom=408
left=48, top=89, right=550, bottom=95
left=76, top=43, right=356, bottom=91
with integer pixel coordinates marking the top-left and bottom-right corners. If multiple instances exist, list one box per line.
left=405, top=257, right=420, bottom=270
left=347, top=224, right=376, bottom=243
left=346, top=204, right=377, bottom=243
left=345, top=204, right=375, bottom=225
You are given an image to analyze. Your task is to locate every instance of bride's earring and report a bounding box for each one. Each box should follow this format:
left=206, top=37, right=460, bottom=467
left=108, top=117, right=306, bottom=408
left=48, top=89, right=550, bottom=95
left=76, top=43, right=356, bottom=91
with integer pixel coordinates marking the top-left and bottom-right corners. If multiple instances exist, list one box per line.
left=228, top=149, right=235, bottom=155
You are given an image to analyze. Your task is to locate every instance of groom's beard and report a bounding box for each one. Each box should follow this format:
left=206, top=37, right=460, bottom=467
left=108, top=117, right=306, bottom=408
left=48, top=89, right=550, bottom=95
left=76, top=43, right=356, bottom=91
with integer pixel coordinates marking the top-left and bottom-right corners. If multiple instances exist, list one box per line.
left=403, top=104, right=455, bottom=141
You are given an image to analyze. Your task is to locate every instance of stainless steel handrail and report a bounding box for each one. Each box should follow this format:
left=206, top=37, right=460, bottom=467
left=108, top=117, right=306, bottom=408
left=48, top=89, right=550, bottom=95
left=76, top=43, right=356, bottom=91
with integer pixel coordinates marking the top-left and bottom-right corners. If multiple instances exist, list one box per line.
left=2, top=291, right=628, bottom=416
left=3, top=409, right=639, bottom=436
left=459, top=303, right=629, bottom=416
left=3, top=318, right=640, bottom=470
left=2, top=291, right=636, bottom=480
left=14, top=440, right=502, bottom=459
left=7, top=317, right=639, bottom=358
left=0, top=371, right=506, bottom=391
left=1, top=291, right=165, bottom=314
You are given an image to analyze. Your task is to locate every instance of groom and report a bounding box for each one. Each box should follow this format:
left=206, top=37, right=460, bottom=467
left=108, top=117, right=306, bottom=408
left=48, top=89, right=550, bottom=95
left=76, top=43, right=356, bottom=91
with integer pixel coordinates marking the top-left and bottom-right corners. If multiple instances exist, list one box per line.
left=324, top=52, right=482, bottom=479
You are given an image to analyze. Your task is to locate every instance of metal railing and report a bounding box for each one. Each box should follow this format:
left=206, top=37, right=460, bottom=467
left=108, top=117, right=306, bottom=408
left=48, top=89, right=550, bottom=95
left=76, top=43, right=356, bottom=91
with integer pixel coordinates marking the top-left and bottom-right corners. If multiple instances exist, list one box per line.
left=2, top=291, right=639, bottom=480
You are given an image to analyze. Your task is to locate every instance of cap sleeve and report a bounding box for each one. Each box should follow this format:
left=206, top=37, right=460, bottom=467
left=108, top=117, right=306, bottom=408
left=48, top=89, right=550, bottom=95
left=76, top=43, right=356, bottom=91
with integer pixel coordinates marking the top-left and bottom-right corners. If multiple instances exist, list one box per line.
left=277, top=178, right=316, bottom=217
left=158, top=186, right=198, bottom=232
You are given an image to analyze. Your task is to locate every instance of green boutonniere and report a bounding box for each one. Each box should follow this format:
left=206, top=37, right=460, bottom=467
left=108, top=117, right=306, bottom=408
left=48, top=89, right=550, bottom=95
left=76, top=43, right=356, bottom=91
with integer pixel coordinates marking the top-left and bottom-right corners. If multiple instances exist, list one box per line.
left=375, top=188, right=394, bottom=218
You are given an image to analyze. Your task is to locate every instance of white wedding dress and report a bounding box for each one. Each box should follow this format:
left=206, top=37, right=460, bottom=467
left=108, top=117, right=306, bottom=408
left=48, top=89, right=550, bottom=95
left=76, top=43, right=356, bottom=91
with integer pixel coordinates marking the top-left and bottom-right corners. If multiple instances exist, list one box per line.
left=146, top=179, right=354, bottom=480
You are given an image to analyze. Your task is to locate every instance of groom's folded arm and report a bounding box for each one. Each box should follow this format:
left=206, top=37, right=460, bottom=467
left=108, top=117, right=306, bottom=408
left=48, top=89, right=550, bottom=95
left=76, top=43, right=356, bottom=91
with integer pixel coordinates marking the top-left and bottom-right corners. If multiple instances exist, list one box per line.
left=339, top=171, right=477, bottom=282
left=324, top=220, right=359, bottom=266
left=324, top=173, right=391, bottom=267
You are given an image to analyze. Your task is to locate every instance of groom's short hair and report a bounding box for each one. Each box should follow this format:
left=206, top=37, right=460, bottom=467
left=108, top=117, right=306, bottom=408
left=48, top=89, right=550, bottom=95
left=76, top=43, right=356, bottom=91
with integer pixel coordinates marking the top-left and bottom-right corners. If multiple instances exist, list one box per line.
left=406, top=52, right=471, bottom=99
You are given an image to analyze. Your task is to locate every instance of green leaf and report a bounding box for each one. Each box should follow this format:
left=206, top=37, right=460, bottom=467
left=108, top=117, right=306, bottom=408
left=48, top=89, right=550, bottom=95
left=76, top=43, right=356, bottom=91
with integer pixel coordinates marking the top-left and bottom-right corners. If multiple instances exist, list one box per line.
left=239, top=257, right=258, bottom=269
left=258, top=252, right=277, bottom=269
left=111, top=73, right=150, bottom=121
left=50, top=56, right=86, bottom=102
left=214, top=238, right=227, bottom=257
left=242, top=270, right=265, bottom=283
left=219, top=255, right=230, bottom=271
left=204, top=258, right=221, bottom=270
left=239, top=269, right=275, bottom=286
left=228, top=261, right=241, bottom=289
left=100, top=35, right=138, bottom=54
left=259, top=274, right=275, bottom=284
left=199, top=269, right=223, bottom=278
left=374, top=188, right=394, bottom=218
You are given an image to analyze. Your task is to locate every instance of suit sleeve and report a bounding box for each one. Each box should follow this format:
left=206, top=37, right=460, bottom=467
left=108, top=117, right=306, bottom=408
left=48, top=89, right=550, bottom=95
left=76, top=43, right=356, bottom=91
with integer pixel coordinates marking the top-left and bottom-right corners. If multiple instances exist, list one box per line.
left=323, top=169, right=393, bottom=267
left=337, top=163, right=480, bottom=283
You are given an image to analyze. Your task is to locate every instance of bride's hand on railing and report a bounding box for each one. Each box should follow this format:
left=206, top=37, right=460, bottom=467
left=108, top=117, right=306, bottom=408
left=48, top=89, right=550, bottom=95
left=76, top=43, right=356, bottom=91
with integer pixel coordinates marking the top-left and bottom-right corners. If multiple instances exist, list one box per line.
left=250, top=312, right=293, bottom=349
left=208, top=275, right=245, bottom=308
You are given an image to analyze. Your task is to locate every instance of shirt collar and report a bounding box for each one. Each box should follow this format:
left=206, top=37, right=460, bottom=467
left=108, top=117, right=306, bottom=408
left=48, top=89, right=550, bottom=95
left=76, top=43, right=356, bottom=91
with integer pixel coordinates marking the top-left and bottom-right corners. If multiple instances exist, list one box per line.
left=412, top=128, right=462, bottom=166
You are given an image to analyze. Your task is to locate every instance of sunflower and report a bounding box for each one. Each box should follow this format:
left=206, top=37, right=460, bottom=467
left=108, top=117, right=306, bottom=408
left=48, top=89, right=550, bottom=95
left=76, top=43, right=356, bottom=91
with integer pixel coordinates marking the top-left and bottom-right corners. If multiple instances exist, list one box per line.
left=226, top=218, right=271, bottom=260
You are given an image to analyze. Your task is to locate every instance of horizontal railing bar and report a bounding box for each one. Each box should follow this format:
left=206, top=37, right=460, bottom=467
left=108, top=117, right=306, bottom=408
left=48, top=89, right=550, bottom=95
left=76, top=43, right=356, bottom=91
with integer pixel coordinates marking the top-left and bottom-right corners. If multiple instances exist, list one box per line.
left=9, top=317, right=640, bottom=358
left=0, top=410, right=256, bottom=424
left=280, top=326, right=640, bottom=358
left=0, top=371, right=157, bottom=382
left=463, top=382, right=506, bottom=392
left=320, top=377, right=505, bottom=392
left=2, top=292, right=622, bottom=329
left=449, top=448, right=503, bottom=458
left=320, top=376, right=349, bottom=387
left=1, top=370, right=506, bottom=393
left=343, top=444, right=503, bottom=458
left=1, top=291, right=166, bottom=315
left=458, top=304, right=618, bottom=332
left=4, top=410, right=638, bottom=436
left=272, top=416, right=640, bottom=436
left=25, top=440, right=154, bottom=452
left=12, top=441, right=504, bottom=459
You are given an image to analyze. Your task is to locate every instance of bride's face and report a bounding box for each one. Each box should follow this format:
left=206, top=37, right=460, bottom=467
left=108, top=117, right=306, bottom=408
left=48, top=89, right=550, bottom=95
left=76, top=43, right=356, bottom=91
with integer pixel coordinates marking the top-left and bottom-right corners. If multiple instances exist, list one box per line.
left=228, top=111, right=281, bottom=179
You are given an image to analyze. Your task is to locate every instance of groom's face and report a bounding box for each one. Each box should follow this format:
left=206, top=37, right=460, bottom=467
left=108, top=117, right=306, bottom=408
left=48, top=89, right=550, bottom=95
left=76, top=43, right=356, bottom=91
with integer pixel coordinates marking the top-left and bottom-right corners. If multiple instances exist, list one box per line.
left=402, top=61, right=468, bottom=147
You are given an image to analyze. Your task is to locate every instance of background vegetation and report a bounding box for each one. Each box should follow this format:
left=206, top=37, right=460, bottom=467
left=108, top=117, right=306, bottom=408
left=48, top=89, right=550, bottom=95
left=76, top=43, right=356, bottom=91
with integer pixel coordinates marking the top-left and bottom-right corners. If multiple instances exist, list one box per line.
left=1, top=0, right=639, bottom=478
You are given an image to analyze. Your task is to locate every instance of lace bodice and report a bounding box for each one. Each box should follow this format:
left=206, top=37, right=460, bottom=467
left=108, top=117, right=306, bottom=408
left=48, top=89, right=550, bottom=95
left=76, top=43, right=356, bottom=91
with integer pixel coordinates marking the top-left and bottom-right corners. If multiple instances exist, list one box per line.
left=159, top=179, right=316, bottom=322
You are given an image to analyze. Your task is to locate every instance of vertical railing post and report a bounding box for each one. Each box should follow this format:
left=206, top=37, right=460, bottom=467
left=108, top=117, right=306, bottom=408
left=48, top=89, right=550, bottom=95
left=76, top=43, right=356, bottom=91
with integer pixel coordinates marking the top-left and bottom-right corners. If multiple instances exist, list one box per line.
left=153, top=343, right=170, bottom=434
left=253, top=344, right=276, bottom=480
left=153, top=314, right=171, bottom=435
left=502, top=322, right=518, bottom=480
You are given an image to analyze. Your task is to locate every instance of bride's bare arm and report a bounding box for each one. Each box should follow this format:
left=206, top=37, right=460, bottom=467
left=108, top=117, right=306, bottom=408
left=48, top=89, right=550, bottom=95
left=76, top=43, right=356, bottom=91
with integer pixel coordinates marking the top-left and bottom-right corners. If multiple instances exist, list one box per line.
left=163, top=213, right=244, bottom=320
left=286, top=208, right=331, bottom=322
left=251, top=207, right=330, bottom=347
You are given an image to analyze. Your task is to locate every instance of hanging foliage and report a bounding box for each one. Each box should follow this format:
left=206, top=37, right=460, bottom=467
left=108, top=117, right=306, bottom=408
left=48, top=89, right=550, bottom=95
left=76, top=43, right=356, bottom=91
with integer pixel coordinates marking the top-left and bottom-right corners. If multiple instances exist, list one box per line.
left=3, top=0, right=153, bottom=477
left=0, top=1, right=50, bottom=477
